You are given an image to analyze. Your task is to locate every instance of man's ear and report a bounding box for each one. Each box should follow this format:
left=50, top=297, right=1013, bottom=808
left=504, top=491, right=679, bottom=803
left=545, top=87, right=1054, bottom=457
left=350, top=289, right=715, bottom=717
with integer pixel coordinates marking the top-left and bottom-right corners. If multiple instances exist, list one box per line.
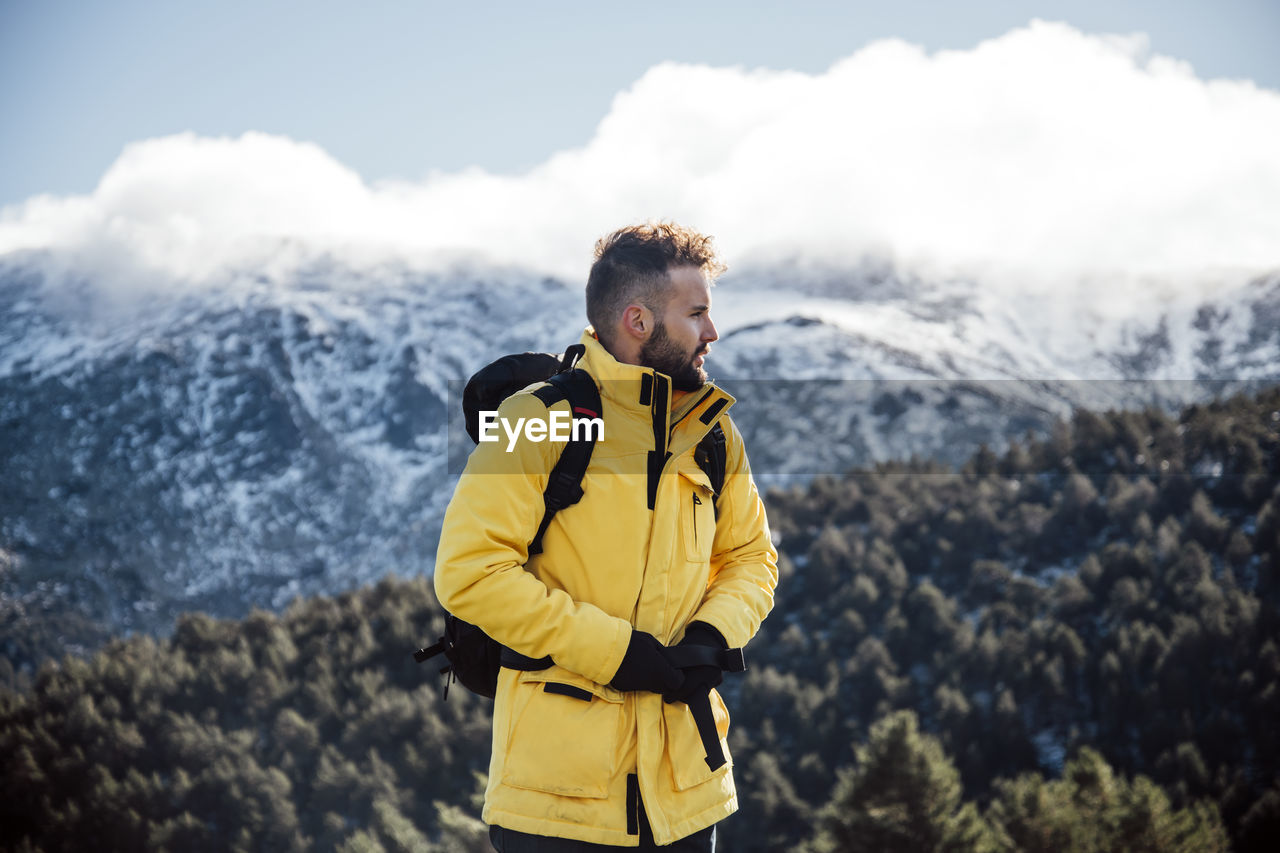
left=620, top=303, right=652, bottom=342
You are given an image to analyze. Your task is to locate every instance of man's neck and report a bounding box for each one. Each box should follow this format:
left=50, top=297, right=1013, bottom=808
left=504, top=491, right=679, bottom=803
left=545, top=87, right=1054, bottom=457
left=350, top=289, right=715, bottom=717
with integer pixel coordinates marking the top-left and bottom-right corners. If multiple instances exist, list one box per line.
left=595, top=329, right=642, bottom=369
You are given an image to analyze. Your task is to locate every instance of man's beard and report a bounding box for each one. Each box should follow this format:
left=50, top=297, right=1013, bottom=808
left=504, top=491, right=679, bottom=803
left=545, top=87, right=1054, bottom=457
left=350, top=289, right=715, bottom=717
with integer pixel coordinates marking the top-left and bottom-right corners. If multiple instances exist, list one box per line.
left=639, top=321, right=707, bottom=392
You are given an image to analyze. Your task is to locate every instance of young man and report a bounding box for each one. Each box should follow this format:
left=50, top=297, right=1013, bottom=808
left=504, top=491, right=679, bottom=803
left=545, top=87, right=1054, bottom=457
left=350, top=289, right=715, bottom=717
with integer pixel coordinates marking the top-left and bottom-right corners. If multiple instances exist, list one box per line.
left=435, top=222, right=778, bottom=851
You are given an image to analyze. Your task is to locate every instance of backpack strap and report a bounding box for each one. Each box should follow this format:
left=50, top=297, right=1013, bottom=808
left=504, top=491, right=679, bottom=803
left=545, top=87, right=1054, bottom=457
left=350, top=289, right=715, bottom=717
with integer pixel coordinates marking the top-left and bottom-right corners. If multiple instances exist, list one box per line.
left=557, top=343, right=586, bottom=372
left=694, top=422, right=727, bottom=518
left=527, top=367, right=602, bottom=556
left=662, top=643, right=746, bottom=673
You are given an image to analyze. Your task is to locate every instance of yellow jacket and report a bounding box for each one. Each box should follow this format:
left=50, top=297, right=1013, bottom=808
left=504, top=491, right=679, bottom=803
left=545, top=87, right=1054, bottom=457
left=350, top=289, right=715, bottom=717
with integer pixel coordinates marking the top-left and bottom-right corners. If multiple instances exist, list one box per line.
left=434, top=329, right=778, bottom=846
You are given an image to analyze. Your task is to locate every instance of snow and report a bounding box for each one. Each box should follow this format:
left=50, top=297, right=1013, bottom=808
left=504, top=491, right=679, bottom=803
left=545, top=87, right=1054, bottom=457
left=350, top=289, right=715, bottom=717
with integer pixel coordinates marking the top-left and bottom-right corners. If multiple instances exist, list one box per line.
left=1, top=252, right=1277, bottom=637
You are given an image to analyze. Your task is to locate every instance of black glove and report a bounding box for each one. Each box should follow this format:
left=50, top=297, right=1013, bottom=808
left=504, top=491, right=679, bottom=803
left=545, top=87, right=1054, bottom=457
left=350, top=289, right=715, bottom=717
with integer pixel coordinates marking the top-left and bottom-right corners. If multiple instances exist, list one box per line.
left=609, top=630, right=686, bottom=695
left=663, top=622, right=727, bottom=704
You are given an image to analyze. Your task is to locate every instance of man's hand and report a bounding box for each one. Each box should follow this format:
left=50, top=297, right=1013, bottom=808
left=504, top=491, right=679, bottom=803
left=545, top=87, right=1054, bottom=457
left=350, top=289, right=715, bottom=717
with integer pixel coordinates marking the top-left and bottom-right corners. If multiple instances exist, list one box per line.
left=662, top=622, right=727, bottom=704
left=609, top=630, right=686, bottom=694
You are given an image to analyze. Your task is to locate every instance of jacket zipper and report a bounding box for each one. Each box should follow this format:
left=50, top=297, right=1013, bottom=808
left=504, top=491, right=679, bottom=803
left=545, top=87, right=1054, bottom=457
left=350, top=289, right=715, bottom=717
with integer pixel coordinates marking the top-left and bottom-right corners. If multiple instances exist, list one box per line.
left=692, top=492, right=703, bottom=550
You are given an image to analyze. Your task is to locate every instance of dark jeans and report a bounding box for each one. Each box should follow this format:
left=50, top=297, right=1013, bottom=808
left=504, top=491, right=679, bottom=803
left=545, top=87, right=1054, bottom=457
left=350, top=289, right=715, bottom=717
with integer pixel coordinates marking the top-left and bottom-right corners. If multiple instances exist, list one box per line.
left=489, top=800, right=716, bottom=852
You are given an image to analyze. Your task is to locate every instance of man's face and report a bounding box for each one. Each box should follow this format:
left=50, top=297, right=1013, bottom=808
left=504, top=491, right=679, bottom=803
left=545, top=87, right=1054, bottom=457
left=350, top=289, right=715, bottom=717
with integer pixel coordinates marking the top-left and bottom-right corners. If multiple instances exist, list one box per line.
left=638, top=265, right=719, bottom=392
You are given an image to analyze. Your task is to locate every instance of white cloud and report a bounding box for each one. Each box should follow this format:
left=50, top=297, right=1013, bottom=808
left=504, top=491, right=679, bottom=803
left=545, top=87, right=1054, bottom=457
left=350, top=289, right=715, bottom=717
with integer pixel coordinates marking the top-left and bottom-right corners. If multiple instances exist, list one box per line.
left=2, top=20, right=1278, bottom=299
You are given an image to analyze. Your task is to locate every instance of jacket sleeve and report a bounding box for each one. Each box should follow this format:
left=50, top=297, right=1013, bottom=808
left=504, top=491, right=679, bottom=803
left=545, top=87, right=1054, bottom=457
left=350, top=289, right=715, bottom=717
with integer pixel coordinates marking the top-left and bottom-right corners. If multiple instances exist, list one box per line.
left=691, top=416, right=779, bottom=650
left=433, top=391, right=632, bottom=685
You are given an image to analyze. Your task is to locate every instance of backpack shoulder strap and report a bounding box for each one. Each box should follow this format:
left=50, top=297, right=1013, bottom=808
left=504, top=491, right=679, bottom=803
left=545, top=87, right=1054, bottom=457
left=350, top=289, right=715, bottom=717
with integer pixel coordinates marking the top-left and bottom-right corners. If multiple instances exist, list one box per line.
left=694, top=421, right=728, bottom=518
left=527, top=366, right=602, bottom=555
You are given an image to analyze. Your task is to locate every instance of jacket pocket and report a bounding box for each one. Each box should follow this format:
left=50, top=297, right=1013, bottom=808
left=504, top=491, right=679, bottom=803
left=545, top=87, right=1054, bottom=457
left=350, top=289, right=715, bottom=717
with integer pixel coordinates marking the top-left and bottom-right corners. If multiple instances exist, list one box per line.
left=663, top=688, right=732, bottom=791
left=501, top=668, right=623, bottom=799
left=679, top=467, right=716, bottom=563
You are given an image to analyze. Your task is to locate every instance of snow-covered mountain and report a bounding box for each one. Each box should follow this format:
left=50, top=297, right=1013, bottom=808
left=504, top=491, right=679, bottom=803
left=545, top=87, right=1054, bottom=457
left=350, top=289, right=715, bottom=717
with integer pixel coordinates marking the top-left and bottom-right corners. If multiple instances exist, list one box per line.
left=1, top=253, right=1277, bottom=660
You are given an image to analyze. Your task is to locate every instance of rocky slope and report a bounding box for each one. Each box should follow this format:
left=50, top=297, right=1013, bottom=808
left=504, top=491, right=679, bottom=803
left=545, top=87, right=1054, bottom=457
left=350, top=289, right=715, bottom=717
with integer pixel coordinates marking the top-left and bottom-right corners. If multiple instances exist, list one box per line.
left=1, top=252, right=1276, bottom=661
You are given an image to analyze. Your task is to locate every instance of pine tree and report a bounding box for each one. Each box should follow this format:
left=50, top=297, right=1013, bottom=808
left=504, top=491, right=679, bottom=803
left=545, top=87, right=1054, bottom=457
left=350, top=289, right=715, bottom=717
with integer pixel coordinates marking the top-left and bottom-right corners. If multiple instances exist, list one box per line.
left=807, top=710, right=996, bottom=852
left=985, top=747, right=1229, bottom=852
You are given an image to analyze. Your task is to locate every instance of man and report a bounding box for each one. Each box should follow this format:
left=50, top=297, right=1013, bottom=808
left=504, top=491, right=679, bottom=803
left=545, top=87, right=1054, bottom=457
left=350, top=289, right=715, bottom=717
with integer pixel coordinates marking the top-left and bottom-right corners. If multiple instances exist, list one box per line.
left=435, top=222, right=778, bottom=850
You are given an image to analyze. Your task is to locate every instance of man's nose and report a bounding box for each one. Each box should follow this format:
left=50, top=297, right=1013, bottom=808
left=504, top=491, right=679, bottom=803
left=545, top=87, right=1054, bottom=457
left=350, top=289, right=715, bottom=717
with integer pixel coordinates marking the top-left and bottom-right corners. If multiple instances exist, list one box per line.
left=703, top=315, right=719, bottom=343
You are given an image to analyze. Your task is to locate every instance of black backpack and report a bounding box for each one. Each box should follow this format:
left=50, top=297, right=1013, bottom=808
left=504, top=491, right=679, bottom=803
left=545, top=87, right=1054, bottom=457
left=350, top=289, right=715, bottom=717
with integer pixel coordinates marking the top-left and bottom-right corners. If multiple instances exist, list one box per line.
left=415, top=343, right=727, bottom=699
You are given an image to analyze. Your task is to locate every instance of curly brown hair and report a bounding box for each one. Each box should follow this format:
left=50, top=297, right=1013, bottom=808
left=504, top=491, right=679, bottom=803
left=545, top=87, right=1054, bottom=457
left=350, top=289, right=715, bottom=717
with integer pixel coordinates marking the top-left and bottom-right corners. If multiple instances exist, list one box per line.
left=586, top=221, right=726, bottom=349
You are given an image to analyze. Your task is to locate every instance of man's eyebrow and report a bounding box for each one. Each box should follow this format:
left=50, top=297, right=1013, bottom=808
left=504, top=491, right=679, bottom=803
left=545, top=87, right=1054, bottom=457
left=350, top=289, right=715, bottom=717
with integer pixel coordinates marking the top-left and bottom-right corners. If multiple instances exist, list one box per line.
left=691, top=303, right=710, bottom=312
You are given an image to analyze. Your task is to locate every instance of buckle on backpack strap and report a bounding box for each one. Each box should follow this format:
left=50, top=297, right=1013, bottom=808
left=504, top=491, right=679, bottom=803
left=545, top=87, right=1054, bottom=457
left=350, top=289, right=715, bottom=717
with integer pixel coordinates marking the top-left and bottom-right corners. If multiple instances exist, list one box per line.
left=413, top=640, right=447, bottom=663
left=544, top=469, right=585, bottom=510
left=719, top=647, right=746, bottom=673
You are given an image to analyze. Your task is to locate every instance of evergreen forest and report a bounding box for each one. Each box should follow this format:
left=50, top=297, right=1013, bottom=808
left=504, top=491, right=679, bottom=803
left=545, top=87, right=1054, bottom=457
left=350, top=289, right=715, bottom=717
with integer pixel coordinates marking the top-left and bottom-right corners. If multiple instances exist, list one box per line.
left=2, top=387, right=1278, bottom=851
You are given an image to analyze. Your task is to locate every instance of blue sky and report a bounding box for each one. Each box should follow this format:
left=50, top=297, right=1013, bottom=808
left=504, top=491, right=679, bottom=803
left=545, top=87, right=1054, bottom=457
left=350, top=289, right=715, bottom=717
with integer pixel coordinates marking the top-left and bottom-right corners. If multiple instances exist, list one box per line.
left=2, top=0, right=1278, bottom=208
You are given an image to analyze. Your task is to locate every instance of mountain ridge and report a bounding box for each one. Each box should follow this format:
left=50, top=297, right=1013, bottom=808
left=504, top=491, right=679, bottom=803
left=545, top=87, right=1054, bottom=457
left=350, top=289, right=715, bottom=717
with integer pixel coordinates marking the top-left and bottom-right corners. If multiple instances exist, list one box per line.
left=2, top=254, right=1277, bottom=662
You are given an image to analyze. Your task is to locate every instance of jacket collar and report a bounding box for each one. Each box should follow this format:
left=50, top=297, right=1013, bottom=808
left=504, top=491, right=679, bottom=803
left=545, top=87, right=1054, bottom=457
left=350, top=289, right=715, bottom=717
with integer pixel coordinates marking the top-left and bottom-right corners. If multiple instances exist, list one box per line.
left=577, top=328, right=734, bottom=444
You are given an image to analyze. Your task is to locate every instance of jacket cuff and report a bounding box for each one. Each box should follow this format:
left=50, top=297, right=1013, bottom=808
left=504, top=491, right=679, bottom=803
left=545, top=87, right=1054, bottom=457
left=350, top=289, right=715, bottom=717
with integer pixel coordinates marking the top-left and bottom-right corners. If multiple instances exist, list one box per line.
left=690, top=601, right=754, bottom=650
left=681, top=621, right=728, bottom=649
left=562, top=617, right=632, bottom=686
